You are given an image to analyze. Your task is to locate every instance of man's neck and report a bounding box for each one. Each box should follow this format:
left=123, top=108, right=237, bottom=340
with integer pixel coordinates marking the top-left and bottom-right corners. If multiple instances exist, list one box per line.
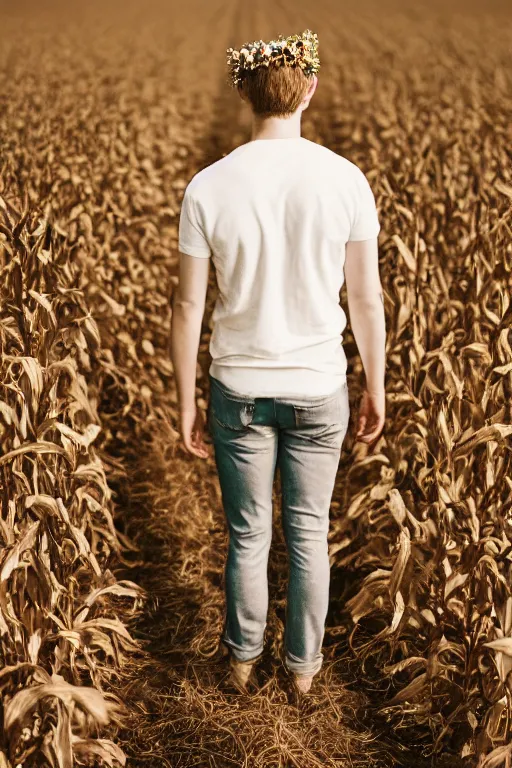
left=250, top=113, right=302, bottom=141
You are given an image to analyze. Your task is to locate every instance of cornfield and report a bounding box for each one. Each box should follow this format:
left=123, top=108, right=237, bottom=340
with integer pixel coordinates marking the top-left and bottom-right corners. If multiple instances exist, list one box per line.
left=0, top=1, right=511, bottom=767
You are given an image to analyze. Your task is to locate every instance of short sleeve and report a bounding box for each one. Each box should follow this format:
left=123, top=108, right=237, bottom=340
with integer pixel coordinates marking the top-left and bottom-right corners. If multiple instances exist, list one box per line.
left=178, top=184, right=212, bottom=258
left=348, top=169, right=381, bottom=242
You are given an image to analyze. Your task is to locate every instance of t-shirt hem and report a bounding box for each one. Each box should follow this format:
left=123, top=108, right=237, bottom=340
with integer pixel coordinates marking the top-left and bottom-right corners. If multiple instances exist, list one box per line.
left=178, top=241, right=211, bottom=258
left=347, top=227, right=381, bottom=242
left=209, top=361, right=347, bottom=398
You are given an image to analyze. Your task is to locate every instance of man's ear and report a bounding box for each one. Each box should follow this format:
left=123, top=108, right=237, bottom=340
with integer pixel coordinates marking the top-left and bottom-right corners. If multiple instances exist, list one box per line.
left=301, top=75, right=318, bottom=111
left=306, top=75, right=318, bottom=99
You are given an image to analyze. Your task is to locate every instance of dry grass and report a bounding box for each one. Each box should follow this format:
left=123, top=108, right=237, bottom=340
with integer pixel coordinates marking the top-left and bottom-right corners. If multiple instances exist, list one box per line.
left=0, top=0, right=511, bottom=766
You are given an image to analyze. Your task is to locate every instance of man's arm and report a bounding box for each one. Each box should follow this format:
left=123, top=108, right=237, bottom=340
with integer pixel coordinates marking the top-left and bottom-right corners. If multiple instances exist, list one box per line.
left=170, top=252, right=210, bottom=413
left=344, top=237, right=386, bottom=395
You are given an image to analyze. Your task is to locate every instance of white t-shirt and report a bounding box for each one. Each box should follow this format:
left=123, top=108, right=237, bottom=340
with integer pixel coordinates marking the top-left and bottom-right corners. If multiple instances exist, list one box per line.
left=178, top=137, right=380, bottom=398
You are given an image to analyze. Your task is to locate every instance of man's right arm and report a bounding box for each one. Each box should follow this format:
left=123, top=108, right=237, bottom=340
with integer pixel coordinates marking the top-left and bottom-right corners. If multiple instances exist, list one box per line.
left=344, top=237, right=386, bottom=396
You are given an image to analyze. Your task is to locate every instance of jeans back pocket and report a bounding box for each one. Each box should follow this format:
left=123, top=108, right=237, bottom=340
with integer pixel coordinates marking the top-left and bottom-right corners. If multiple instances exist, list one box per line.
left=209, top=381, right=255, bottom=431
left=293, top=381, right=349, bottom=428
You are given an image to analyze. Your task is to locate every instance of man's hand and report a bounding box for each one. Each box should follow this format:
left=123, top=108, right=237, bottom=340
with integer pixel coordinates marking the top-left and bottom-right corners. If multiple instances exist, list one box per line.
left=180, top=403, right=210, bottom=459
left=355, top=389, right=385, bottom=448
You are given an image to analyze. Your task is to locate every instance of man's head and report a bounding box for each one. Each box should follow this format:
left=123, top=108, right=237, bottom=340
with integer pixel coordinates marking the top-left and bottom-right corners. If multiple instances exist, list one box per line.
left=237, top=66, right=318, bottom=118
left=226, top=29, right=320, bottom=118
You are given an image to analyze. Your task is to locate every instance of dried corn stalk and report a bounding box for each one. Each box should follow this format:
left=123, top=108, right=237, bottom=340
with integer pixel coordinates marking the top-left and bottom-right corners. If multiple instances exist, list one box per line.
left=0, top=196, right=145, bottom=767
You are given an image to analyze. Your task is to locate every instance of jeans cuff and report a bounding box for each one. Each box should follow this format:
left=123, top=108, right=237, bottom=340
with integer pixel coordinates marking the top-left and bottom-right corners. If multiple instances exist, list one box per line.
left=285, top=650, right=323, bottom=676
left=222, top=636, right=264, bottom=663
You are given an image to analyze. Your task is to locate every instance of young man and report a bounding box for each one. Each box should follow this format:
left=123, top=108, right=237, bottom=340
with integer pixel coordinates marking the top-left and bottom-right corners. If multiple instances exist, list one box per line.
left=170, top=29, right=386, bottom=695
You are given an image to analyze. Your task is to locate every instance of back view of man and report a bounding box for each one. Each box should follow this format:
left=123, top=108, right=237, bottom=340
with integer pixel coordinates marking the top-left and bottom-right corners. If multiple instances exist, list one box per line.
left=172, top=29, right=386, bottom=696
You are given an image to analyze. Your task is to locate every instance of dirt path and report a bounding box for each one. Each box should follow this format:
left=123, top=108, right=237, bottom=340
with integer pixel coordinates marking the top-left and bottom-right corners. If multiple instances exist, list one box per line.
left=110, top=425, right=405, bottom=768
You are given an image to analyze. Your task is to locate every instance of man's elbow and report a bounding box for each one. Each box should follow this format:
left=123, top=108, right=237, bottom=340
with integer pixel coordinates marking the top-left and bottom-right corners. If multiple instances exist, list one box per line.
left=172, top=294, right=204, bottom=316
left=172, top=298, right=204, bottom=324
left=347, top=289, right=384, bottom=308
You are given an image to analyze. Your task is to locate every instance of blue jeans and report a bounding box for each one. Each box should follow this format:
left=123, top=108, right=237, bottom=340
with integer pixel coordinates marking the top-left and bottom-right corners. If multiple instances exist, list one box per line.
left=207, top=372, right=350, bottom=677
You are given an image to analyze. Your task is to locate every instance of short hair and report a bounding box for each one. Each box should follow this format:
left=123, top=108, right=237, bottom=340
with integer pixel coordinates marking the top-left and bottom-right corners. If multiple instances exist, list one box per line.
left=237, top=63, right=312, bottom=118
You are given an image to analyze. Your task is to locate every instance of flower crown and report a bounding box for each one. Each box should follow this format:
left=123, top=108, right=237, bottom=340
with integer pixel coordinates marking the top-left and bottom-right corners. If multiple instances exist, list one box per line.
left=226, top=29, right=320, bottom=89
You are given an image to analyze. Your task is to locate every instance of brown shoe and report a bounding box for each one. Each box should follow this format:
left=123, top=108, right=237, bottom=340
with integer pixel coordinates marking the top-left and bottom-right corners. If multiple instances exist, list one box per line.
left=292, top=673, right=314, bottom=694
left=228, top=653, right=261, bottom=691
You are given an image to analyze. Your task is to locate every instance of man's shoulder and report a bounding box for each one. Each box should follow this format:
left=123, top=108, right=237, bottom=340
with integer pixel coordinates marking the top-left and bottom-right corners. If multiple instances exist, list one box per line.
left=302, top=140, right=361, bottom=177
left=185, top=166, right=211, bottom=194
left=185, top=141, right=363, bottom=196
left=184, top=154, right=234, bottom=198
